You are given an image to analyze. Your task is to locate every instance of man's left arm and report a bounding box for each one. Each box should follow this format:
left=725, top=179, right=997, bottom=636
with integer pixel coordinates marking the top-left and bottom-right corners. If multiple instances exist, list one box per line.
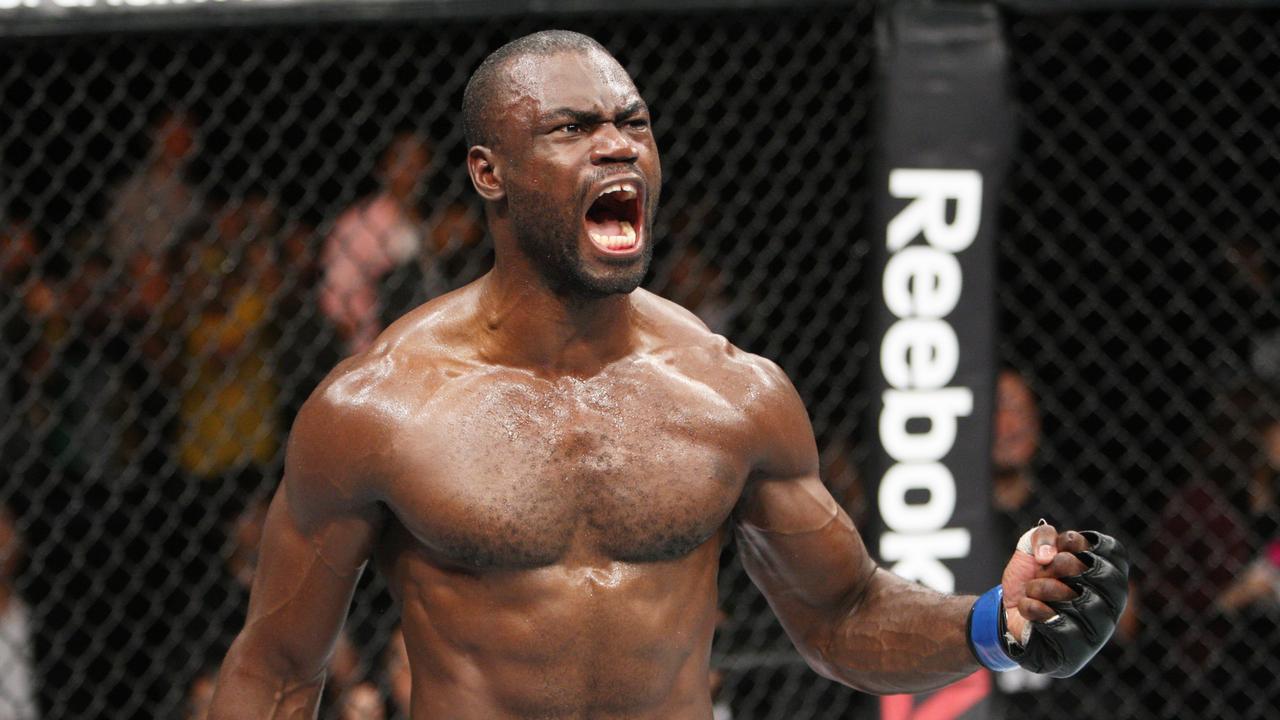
left=733, top=360, right=1129, bottom=694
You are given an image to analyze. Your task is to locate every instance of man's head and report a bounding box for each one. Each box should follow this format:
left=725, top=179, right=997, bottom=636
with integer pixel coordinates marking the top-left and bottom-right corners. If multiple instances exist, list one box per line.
left=464, top=30, right=661, bottom=298
left=154, top=110, right=196, bottom=167
left=993, top=369, right=1040, bottom=473
left=380, top=130, right=433, bottom=203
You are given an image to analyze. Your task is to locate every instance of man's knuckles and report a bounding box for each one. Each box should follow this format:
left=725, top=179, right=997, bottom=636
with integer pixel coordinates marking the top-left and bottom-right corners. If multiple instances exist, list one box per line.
left=1017, top=597, right=1057, bottom=622
left=1047, top=587, right=1117, bottom=645
left=1035, top=552, right=1088, bottom=579
left=1079, top=531, right=1130, bottom=575
left=1072, top=552, right=1129, bottom=611
left=1055, top=530, right=1090, bottom=554
left=1025, top=577, right=1078, bottom=603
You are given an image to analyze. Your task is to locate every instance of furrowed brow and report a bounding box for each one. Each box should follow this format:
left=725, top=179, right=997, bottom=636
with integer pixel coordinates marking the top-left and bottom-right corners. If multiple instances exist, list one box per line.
left=539, top=101, right=648, bottom=127
left=616, top=100, right=648, bottom=120
left=540, top=107, right=607, bottom=126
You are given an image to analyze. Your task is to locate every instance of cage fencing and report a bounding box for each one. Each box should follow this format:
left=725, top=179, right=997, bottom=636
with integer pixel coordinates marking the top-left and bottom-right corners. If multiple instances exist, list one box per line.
left=0, top=6, right=878, bottom=719
left=0, top=1, right=1277, bottom=718
left=999, top=6, right=1280, bottom=719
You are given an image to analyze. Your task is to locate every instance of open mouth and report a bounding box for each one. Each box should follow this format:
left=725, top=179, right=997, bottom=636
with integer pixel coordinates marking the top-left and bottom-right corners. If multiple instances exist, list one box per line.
left=585, top=180, right=643, bottom=254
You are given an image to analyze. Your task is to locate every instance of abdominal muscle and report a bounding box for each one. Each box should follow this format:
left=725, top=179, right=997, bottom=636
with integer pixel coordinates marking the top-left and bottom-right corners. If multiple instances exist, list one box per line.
left=383, top=538, right=724, bottom=720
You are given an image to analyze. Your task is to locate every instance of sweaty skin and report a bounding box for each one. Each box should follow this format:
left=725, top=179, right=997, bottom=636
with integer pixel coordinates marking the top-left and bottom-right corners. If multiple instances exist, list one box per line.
left=209, top=40, right=1086, bottom=720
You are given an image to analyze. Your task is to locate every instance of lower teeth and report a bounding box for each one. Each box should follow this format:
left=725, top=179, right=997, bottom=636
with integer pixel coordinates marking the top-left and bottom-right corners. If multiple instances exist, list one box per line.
left=590, top=220, right=636, bottom=249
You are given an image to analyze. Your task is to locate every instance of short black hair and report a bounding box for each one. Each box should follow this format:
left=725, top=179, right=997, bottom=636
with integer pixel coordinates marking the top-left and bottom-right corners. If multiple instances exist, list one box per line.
left=462, top=30, right=612, bottom=149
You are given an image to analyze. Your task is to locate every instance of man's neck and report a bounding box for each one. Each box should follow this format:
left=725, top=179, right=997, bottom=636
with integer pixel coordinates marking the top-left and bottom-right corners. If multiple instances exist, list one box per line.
left=476, top=266, right=638, bottom=377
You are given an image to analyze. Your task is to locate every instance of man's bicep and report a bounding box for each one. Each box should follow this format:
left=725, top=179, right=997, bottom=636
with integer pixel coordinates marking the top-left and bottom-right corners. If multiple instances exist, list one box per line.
left=233, top=474, right=381, bottom=678
left=735, top=471, right=876, bottom=616
left=737, top=356, right=877, bottom=622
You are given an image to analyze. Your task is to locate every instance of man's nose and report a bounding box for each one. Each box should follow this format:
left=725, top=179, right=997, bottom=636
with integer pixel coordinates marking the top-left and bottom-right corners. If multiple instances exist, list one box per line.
left=590, top=123, right=640, bottom=165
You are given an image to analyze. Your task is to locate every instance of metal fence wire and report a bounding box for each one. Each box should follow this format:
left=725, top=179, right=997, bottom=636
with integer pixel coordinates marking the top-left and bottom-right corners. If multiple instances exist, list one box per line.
left=1000, top=7, right=1280, bottom=720
left=0, top=7, right=878, bottom=719
left=0, top=2, right=1277, bottom=719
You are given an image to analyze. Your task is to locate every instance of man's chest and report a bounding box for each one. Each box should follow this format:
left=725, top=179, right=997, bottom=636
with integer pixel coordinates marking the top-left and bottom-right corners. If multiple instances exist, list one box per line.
left=381, top=366, right=756, bottom=568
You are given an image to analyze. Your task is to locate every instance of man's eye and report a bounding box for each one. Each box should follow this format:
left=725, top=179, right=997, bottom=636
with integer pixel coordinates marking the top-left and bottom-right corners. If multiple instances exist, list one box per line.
left=628, top=119, right=650, bottom=130
left=559, top=124, right=583, bottom=134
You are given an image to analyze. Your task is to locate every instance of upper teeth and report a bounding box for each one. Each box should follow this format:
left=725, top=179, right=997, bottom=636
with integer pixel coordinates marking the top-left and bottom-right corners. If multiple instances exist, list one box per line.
left=597, top=182, right=638, bottom=201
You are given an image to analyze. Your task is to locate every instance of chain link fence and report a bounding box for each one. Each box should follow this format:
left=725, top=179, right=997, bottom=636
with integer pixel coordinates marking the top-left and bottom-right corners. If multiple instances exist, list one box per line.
left=999, top=6, right=1280, bottom=719
left=1, top=1, right=1278, bottom=718
left=0, top=5, right=878, bottom=719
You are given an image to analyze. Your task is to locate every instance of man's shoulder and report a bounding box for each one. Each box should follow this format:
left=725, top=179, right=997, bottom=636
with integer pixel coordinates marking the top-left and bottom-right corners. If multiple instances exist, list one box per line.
left=637, top=291, right=813, bottom=468
left=633, top=288, right=723, bottom=341
left=632, top=288, right=793, bottom=405
left=341, top=325, right=465, bottom=402
left=290, top=325, right=475, bottom=493
left=309, top=287, right=481, bottom=418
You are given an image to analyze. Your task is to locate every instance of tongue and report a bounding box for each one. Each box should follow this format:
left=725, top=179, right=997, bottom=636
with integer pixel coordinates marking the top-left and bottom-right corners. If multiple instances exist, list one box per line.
left=586, top=216, right=624, bottom=237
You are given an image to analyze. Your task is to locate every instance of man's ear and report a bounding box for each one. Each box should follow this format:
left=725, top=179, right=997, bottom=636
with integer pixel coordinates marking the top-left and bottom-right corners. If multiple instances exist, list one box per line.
left=467, top=146, right=504, bottom=202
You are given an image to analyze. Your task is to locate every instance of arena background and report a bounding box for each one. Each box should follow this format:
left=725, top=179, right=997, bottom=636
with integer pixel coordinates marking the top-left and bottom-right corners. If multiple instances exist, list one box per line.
left=0, top=0, right=1278, bottom=718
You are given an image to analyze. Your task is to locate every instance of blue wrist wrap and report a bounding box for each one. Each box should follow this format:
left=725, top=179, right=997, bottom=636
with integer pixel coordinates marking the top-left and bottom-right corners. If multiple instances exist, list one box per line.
left=968, top=585, right=1018, bottom=672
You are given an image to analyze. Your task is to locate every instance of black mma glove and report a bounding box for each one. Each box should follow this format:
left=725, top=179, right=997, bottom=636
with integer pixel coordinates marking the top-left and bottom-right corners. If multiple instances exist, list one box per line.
left=1004, top=530, right=1130, bottom=678
left=969, top=530, right=1129, bottom=678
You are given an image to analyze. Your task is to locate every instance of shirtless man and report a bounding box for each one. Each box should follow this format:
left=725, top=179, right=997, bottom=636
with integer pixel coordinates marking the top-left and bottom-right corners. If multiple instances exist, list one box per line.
left=209, top=31, right=1128, bottom=719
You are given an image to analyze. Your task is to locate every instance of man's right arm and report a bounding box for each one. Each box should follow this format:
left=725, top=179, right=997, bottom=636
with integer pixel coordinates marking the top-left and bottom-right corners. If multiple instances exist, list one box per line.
left=209, top=381, right=385, bottom=719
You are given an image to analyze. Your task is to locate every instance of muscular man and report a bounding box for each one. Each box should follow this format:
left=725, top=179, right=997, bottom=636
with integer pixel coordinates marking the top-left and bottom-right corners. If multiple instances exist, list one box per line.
left=210, top=31, right=1128, bottom=719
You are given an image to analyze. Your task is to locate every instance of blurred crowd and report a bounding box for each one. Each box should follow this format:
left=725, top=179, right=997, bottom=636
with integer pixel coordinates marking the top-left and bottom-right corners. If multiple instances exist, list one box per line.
left=0, top=108, right=745, bottom=720
left=980, top=357, right=1280, bottom=720
left=1, top=106, right=1279, bottom=720
left=0, top=109, right=491, bottom=719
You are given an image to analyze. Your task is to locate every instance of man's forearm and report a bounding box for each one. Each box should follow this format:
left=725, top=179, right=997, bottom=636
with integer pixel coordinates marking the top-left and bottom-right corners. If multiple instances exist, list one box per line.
left=209, top=639, right=327, bottom=720
left=807, top=567, right=979, bottom=694
left=732, top=487, right=984, bottom=694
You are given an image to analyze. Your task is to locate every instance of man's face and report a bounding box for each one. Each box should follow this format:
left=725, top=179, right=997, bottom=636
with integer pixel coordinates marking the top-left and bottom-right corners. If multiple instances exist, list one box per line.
left=157, top=112, right=195, bottom=164
left=493, top=49, right=661, bottom=297
left=993, top=371, right=1040, bottom=471
left=383, top=132, right=432, bottom=200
